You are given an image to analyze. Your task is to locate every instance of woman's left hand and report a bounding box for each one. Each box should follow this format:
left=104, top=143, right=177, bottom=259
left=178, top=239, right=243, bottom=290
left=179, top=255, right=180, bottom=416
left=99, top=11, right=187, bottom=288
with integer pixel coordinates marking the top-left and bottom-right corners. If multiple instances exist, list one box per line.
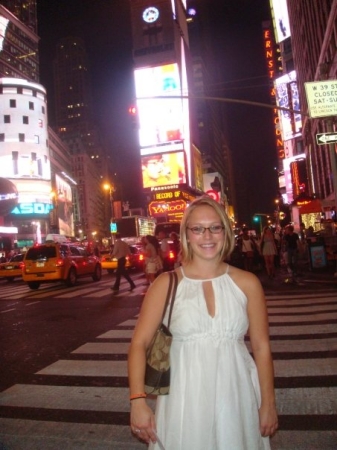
left=259, top=403, right=278, bottom=437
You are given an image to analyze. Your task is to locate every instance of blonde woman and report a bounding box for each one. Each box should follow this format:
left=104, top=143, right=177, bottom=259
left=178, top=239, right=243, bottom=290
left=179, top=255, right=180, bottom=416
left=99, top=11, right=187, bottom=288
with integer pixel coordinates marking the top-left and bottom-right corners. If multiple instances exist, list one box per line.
left=260, top=226, right=277, bottom=278
left=128, top=196, right=278, bottom=449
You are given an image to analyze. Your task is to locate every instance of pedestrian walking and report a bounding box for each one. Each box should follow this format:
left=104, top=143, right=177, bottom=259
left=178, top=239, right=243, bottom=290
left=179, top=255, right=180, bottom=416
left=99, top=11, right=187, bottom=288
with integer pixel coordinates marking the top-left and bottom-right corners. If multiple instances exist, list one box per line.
left=260, top=226, right=277, bottom=278
left=282, top=225, right=301, bottom=276
left=144, top=235, right=162, bottom=284
left=128, top=196, right=278, bottom=449
left=157, top=230, right=171, bottom=272
left=238, top=227, right=257, bottom=272
left=110, top=233, right=136, bottom=293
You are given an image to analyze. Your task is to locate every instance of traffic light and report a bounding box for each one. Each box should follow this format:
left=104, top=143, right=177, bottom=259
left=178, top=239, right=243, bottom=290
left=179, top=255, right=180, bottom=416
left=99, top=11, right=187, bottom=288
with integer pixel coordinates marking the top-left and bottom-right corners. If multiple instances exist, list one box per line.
left=253, top=216, right=259, bottom=222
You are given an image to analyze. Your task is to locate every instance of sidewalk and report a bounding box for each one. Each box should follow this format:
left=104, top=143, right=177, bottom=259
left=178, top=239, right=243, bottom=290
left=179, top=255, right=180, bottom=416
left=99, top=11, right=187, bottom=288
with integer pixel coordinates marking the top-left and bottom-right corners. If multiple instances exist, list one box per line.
left=256, top=259, right=337, bottom=292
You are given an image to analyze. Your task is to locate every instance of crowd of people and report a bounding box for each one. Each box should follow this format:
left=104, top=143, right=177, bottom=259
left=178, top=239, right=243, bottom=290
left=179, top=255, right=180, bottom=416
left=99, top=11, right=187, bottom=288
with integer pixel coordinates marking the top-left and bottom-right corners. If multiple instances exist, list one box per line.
left=235, top=222, right=311, bottom=279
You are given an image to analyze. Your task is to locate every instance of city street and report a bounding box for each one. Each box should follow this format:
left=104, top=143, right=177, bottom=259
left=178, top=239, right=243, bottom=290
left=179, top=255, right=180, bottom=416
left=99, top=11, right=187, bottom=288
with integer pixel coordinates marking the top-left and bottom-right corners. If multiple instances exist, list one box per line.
left=0, top=271, right=336, bottom=449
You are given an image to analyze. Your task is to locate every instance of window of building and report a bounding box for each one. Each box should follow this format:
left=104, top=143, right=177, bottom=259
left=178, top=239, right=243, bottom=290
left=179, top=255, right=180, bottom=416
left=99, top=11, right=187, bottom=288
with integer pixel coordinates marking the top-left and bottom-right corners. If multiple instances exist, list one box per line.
left=23, top=116, right=29, bottom=124
left=9, top=99, right=16, bottom=108
left=34, top=135, right=39, bottom=144
left=0, top=133, right=4, bottom=142
left=4, top=115, right=10, bottom=123
left=17, top=87, right=23, bottom=94
left=19, top=133, right=25, bottom=142
left=42, top=106, right=45, bottom=114
left=29, top=101, right=34, bottom=110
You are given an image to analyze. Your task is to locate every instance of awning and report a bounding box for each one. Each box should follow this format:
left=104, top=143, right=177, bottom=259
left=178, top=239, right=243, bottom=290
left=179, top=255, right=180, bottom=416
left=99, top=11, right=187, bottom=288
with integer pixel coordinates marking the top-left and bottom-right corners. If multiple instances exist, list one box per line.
left=298, top=199, right=322, bottom=214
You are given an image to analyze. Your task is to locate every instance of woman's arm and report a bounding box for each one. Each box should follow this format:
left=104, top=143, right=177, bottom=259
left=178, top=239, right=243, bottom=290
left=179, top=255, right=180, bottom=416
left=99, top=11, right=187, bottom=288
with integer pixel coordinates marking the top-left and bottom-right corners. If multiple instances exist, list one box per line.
left=246, top=276, right=278, bottom=437
left=128, top=272, right=171, bottom=443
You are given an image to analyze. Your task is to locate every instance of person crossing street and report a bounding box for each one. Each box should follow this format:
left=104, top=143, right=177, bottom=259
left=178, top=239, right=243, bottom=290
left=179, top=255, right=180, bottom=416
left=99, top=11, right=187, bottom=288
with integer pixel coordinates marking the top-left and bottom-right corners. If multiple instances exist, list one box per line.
left=110, top=233, right=136, bottom=293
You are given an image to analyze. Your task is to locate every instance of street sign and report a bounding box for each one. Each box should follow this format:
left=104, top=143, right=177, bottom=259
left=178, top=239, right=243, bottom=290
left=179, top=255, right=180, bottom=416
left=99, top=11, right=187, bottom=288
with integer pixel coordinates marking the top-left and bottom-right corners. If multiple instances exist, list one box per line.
left=316, top=132, right=337, bottom=145
left=305, top=80, right=337, bottom=118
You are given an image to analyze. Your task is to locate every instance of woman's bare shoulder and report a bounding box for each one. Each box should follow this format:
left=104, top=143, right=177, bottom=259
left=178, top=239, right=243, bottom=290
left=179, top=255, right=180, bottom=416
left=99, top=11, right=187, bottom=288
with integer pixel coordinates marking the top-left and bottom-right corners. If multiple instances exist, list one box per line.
left=227, top=265, right=262, bottom=293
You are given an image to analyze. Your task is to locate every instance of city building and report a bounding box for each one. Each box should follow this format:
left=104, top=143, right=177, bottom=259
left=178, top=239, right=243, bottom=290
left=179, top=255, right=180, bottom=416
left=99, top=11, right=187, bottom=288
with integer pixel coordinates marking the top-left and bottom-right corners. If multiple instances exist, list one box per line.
left=0, top=3, right=39, bottom=82
left=1, top=0, right=37, bottom=33
left=52, top=35, right=116, bottom=241
left=0, top=77, right=51, bottom=247
left=129, top=0, right=236, bottom=223
left=269, top=0, right=337, bottom=231
left=0, top=3, right=79, bottom=247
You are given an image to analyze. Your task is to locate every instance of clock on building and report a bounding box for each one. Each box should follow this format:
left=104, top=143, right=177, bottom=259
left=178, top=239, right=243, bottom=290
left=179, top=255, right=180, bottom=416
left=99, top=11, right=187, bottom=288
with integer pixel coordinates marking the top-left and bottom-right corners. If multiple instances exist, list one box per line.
left=142, top=6, right=160, bottom=23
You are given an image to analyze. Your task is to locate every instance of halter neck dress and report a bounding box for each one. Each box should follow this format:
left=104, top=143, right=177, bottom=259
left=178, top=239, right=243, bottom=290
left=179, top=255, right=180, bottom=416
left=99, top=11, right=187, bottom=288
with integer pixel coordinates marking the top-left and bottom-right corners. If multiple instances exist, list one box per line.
left=149, top=265, right=270, bottom=450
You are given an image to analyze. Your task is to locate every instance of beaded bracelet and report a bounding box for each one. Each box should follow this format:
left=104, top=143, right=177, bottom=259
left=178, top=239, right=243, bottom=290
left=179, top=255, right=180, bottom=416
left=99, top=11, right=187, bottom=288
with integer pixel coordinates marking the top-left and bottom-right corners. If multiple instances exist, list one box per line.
left=130, top=393, right=147, bottom=401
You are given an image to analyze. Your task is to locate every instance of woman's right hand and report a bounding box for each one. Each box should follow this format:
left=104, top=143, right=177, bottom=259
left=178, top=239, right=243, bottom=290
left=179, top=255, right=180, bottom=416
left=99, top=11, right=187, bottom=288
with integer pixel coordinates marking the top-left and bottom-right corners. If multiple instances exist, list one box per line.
left=130, top=398, right=157, bottom=444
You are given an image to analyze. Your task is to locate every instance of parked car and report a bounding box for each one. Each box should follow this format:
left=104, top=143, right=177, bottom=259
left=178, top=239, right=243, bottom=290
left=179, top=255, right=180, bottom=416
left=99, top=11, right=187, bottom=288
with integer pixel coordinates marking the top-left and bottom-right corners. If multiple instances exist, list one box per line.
left=22, top=242, right=102, bottom=290
left=100, top=249, right=131, bottom=274
left=0, top=253, right=25, bottom=282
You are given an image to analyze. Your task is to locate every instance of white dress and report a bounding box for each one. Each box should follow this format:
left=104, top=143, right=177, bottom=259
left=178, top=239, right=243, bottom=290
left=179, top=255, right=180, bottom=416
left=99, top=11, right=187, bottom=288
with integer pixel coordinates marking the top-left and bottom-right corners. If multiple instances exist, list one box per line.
left=149, top=266, right=270, bottom=450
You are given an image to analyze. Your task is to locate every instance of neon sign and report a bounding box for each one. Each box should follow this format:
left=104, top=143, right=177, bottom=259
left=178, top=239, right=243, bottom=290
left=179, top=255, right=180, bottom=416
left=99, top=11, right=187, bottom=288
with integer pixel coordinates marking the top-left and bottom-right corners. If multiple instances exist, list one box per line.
left=11, top=203, right=53, bottom=215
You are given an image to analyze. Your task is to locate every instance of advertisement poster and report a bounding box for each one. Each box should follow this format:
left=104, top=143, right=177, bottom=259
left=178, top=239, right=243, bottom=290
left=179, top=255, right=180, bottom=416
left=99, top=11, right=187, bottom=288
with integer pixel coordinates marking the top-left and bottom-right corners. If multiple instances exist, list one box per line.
left=275, top=71, right=302, bottom=142
left=309, top=245, right=327, bottom=269
left=134, top=63, right=185, bottom=150
left=141, top=152, right=186, bottom=188
left=55, top=174, right=74, bottom=236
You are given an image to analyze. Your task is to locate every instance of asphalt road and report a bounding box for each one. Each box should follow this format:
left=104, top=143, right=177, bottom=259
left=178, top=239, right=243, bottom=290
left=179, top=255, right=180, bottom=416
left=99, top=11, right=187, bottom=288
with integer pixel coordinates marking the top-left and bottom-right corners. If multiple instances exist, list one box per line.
left=0, top=270, right=336, bottom=449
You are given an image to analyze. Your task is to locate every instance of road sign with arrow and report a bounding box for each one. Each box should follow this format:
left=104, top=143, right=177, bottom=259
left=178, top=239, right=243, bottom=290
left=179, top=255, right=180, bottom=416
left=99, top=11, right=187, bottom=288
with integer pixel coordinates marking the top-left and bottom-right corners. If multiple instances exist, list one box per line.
left=316, top=132, right=337, bottom=145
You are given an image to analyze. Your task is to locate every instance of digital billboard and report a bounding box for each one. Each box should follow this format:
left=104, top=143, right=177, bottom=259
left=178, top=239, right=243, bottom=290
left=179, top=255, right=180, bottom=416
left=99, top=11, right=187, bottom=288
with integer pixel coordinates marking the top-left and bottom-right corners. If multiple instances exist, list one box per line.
left=55, top=174, right=74, bottom=236
left=274, top=71, right=302, bottom=141
left=134, top=63, right=185, bottom=150
left=270, top=0, right=291, bottom=43
left=141, top=151, right=186, bottom=189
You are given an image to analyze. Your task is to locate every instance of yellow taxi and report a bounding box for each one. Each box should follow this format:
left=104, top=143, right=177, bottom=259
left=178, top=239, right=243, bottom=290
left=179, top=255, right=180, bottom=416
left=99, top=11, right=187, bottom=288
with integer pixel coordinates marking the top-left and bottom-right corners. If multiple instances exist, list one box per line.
left=100, top=249, right=131, bottom=274
left=0, top=253, right=25, bottom=282
left=22, top=242, right=102, bottom=289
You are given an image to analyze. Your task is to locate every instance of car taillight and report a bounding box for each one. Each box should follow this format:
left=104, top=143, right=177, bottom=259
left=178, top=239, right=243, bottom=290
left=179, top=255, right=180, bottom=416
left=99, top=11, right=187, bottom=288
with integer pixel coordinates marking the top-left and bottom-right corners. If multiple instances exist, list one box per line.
left=19, top=262, right=24, bottom=269
left=55, top=259, right=65, bottom=267
left=139, top=254, right=144, bottom=261
left=168, top=250, right=175, bottom=260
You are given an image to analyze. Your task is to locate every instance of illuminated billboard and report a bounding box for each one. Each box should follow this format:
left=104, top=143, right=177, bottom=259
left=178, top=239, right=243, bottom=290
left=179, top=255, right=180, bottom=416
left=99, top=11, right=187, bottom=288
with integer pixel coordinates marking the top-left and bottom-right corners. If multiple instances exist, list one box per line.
left=55, top=174, right=74, bottom=236
left=141, top=151, right=186, bottom=189
left=274, top=71, right=302, bottom=141
left=134, top=63, right=185, bottom=150
left=270, top=0, right=290, bottom=43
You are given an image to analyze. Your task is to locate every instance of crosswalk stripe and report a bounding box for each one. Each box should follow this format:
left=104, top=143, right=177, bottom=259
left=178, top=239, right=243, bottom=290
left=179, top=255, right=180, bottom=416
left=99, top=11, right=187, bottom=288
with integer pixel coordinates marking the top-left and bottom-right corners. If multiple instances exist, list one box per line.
left=0, top=289, right=336, bottom=449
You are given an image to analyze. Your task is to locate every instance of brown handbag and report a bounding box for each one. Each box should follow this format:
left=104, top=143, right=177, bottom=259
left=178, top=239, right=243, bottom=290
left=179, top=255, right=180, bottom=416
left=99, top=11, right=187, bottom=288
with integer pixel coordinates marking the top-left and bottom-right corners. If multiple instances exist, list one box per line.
left=144, top=271, right=178, bottom=395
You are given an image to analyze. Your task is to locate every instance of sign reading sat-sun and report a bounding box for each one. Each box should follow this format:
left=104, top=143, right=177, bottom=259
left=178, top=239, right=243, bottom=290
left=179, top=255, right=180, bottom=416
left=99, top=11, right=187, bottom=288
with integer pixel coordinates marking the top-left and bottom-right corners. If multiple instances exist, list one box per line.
left=304, top=80, right=337, bottom=118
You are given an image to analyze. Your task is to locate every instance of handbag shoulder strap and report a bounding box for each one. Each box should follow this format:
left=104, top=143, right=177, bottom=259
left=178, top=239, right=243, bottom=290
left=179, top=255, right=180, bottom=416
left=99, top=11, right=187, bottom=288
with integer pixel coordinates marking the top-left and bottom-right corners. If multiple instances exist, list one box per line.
left=166, top=271, right=178, bottom=330
left=161, top=271, right=178, bottom=328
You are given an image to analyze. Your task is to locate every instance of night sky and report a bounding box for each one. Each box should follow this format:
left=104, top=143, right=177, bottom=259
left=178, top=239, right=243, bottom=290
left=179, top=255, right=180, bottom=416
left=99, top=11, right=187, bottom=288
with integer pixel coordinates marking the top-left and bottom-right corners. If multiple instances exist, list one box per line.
left=37, top=0, right=278, bottom=225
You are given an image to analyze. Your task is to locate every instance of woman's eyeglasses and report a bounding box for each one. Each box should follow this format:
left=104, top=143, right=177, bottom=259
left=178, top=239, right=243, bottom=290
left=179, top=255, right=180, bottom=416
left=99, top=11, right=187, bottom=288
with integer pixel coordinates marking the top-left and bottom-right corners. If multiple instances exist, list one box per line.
left=187, top=225, right=224, bottom=235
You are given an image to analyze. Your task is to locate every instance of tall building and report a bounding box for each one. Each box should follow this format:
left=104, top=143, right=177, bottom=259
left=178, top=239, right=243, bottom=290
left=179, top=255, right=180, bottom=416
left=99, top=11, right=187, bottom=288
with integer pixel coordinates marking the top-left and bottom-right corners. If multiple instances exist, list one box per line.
left=52, top=36, right=115, bottom=240
left=0, top=4, right=39, bottom=82
left=186, top=3, right=236, bottom=220
left=269, top=0, right=337, bottom=231
left=286, top=0, right=337, bottom=215
left=1, top=0, right=37, bottom=32
left=0, top=4, right=79, bottom=244
left=129, top=0, right=236, bottom=223
left=53, top=37, right=92, bottom=135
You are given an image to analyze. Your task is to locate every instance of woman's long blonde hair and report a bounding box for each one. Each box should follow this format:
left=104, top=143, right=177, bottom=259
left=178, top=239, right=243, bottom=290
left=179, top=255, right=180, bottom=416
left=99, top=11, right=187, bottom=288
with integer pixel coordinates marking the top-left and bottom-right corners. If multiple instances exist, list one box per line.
left=180, top=196, right=235, bottom=264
